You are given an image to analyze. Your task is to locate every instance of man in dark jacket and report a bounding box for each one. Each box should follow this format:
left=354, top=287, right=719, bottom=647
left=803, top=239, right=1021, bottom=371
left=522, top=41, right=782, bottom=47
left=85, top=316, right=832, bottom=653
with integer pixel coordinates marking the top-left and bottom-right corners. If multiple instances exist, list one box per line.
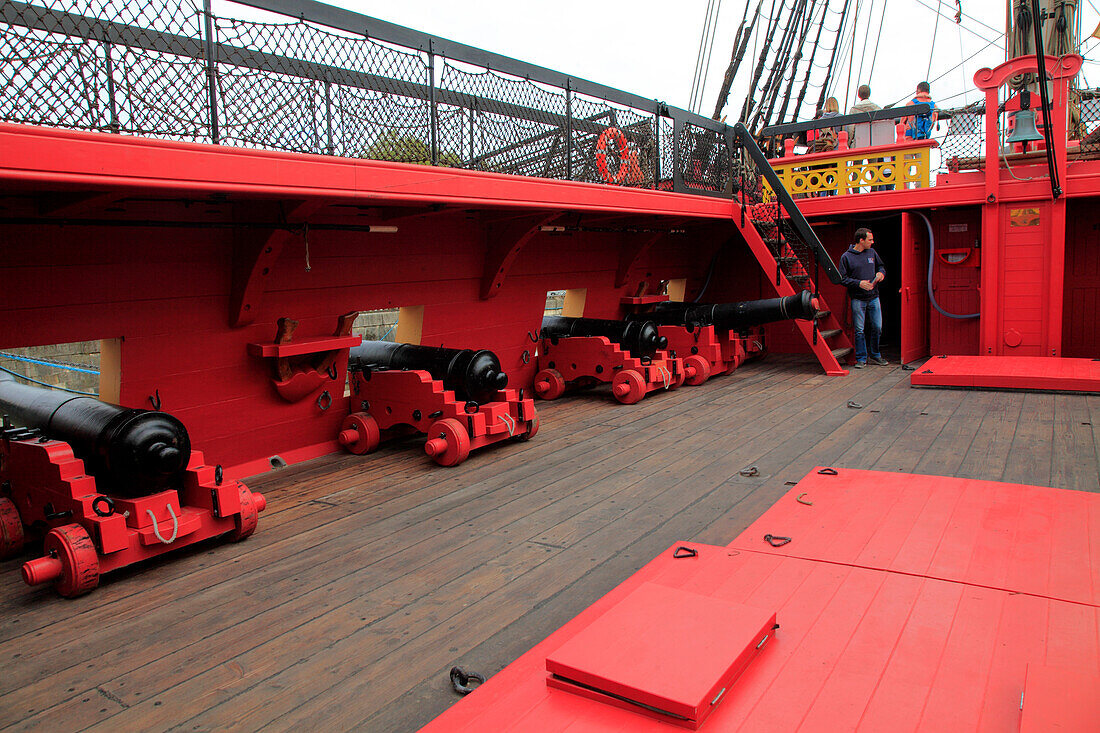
left=839, top=228, right=887, bottom=368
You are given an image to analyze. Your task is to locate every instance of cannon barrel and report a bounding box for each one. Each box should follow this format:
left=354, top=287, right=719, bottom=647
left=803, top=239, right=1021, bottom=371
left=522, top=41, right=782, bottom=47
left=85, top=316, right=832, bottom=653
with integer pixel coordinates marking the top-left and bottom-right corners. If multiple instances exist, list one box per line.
left=349, top=341, right=508, bottom=404
left=0, top=373, right=191, bottom=497
left=637, top=291, right=819, bottom=331
left=541, top=316, right=668, bottom=359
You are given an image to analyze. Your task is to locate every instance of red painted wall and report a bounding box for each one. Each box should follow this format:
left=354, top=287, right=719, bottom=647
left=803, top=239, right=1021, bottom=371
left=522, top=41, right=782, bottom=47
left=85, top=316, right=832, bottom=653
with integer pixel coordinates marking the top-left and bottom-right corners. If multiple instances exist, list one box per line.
left=0, top=191, right=743, bottom=478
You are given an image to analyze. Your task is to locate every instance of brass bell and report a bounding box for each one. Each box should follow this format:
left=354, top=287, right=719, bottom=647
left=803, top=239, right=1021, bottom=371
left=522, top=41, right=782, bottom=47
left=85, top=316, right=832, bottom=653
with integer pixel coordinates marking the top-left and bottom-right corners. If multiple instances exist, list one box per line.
left=1007, top=90, right=1044, bottom=146
left=1007, top=109, right=1044, bottom=145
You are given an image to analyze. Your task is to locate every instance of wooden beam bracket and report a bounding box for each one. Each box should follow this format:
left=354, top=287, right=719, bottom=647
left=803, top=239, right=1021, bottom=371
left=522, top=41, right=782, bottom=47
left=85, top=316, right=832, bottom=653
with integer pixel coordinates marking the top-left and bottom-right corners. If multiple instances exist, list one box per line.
left=481, top=213, right=560, bottom=300
left=614, top=233, right=664, bottom=289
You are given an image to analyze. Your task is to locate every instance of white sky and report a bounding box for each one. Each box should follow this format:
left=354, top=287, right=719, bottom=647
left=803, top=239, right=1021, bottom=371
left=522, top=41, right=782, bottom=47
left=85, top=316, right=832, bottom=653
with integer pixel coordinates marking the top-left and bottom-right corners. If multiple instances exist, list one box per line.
left=221, top=0, right=1099, bottom=122
left=327, top=0, right=1099, bottom=120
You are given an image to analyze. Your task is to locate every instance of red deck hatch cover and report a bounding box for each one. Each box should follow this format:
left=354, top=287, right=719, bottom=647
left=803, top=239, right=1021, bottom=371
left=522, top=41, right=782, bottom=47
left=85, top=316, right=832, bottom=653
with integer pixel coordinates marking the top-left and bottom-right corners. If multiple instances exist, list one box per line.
left=1019, top=664, right=1100, bottom=732
left=544, top=581, right=776, bottom=729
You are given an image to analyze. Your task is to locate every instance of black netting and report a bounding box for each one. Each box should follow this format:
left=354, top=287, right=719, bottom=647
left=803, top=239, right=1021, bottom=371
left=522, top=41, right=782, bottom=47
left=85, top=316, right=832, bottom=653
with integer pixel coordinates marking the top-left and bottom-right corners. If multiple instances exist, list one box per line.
left=1077, top=93, right=1100, bottom=158
left=938, top=104, right=985, bottom=172
left=677, top=122, right=730, bottom=193
left=0, top=0, right=736, bottom=197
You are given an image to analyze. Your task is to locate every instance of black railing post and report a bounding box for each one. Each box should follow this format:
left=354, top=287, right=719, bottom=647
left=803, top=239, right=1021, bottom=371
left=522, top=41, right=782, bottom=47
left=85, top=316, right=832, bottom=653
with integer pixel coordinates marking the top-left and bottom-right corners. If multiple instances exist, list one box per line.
left=201, top=0, right=220, bottom=144
left=672, top=116, right=684, bottom=193
left=102, top=41, right=119, bottom=133
left=565, top=82, right=573, bottom=180
left=428, top=42, right=438, bottom=166
left=739, top=143, right=746, bottom=227
left=323, top=80, right=334, bottom=155
left=652, top=103, right=661, bottom=190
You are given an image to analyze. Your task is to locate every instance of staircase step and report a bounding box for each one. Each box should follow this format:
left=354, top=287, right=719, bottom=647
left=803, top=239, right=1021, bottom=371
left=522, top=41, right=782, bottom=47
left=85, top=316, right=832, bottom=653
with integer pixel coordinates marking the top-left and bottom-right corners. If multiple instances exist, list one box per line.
left=764, top=236, right=786, bottom=246
left=831, top=346, right=853, bottom=360
left=813, top=309, right=831, bottom=320
left=776, top=256, right=799, bottom=265
left=786, top=274, right=810, bottom=284
left=819, top=328, right=842, bottom=339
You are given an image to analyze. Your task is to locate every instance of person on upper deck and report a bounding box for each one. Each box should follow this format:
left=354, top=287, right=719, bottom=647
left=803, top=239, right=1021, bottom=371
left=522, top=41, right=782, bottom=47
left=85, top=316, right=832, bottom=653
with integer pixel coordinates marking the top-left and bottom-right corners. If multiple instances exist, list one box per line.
left=845, top=84, right=880, bottom=141
left=839, top=228, right=888, bottom=368
left=905, top=81, right=938, bottom=140
left=806, top=97, right=841, bottom=150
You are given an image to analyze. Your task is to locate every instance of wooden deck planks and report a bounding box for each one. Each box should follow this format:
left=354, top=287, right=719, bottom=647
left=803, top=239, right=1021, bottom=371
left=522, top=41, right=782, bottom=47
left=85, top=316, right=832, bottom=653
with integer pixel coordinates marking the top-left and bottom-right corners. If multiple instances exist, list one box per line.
left=1, top=354, right=1098, bottom=732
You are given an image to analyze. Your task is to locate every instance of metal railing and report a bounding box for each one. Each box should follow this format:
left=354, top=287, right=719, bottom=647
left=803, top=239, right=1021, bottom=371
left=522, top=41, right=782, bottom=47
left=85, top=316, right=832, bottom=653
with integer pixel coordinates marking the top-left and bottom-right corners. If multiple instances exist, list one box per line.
left=0, top=0, right=742, bottom=196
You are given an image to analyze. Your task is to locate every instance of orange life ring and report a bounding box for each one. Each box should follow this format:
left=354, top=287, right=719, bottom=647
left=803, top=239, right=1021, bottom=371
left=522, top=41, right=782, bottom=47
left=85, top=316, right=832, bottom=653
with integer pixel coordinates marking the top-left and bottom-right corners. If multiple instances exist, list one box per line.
left=595, top=127, right=630, bottom=184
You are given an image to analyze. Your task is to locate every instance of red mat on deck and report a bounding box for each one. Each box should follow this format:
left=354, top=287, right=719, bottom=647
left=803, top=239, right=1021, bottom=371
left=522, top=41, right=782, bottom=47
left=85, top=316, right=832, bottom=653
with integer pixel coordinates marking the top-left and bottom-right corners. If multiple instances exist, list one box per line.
left=421, top=469, right=1100, bottom=732
left=910, top=354, right=1100, bottom=393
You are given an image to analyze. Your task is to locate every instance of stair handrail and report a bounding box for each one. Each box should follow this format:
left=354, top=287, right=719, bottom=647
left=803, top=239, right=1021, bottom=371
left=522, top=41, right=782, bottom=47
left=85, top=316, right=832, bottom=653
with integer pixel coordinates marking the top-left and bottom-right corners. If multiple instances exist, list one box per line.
left=731, top=123, right=843, bottom=285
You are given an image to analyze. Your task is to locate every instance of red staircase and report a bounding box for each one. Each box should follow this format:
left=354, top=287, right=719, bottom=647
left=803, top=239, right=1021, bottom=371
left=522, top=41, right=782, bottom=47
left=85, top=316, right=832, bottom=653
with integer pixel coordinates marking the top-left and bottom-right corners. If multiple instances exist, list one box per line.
left=735, top=207, right=852, bottom=376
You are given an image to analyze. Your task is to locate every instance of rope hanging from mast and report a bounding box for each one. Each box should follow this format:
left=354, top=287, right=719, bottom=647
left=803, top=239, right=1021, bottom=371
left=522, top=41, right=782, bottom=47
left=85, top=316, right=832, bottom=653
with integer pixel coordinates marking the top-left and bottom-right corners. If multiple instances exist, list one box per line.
left=774, top=0, right=823, bottom=124
left=689, top=0, right=724, bottom=114
left=755, top=0, right=811, bottom=127
left=711, top=0, right=761, bottom=119
left=816, top=0, right=854, bottom=114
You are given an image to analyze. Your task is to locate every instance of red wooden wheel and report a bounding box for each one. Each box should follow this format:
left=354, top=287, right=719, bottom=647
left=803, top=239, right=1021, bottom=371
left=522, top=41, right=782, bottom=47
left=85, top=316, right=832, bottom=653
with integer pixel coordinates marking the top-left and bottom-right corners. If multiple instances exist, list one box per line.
left=230, top=482, right=264, bottom=542
left=517, top=413, right=540, bottom=442
left=339, top=412, right=381, bottom=455
left=22, top=523, right=100, bottom=598
left=722, top=355, right=742, bottom=375
left=0, top=497, right=24, bottom=559
left=424, top=418, right=471, bottom=467
left=611, top=369, right=646, bottom=404
left=533, top=369, right=566, bottom=400
left=683, top=354, right=712, bottom=386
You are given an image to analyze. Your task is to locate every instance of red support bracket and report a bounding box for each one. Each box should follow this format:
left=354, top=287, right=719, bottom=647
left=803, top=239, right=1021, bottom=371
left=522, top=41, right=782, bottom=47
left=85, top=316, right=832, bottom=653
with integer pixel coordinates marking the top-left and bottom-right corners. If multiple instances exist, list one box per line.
left=614, top=233, right=663, bottom=288
left=481, top=213, right=559, bottom=299
left=229, top=229, right=297, bottom=327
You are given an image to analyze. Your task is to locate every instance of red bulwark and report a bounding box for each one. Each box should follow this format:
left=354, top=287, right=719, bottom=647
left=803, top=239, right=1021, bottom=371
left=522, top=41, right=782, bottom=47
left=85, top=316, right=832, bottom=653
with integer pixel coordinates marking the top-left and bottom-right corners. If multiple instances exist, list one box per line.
left=421, top=469, right=1100, bottom=731
left=910, top=354, right=1100, bottom=393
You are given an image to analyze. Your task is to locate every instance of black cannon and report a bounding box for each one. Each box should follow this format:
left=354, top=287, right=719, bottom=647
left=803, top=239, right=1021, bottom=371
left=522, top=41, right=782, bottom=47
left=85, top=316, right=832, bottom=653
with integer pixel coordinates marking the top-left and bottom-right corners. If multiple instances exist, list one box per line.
left=0, top=373, right=190, bottom=497
left=540, top=316, right=668, bottom=359
left=633, top=291, right=820, bottom=332
left=349, top=341, right=509, bottom=404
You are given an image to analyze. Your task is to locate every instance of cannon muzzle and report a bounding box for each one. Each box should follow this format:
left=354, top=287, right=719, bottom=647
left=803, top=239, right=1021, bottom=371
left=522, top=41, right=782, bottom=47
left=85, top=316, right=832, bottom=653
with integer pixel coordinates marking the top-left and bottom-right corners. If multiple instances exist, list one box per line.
left=0, top=372, right=191, bottom=496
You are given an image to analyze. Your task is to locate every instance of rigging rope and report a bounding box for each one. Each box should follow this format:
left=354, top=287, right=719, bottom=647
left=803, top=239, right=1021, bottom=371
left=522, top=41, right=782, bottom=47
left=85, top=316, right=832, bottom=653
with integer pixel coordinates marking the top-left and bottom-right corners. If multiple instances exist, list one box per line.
left=928, top=0, right=942, bottom=80
left=774, top=0, right=821, bottom=124
left=913, top=0, right=1003, bottom=44
left=843, top=0, right=862, bottom=109
left=816, top=0, right=854, bottom=115
left=711, top=0, right=758, bottom=119
left=854, top=0, right=877, bottom=98
left=689, top=0, right=720, bottom=113
left=740, top=0, right=786, bottom=122
left=866, top=0, right=888, bottom=88
left=791, top=0, right=832, bottom=121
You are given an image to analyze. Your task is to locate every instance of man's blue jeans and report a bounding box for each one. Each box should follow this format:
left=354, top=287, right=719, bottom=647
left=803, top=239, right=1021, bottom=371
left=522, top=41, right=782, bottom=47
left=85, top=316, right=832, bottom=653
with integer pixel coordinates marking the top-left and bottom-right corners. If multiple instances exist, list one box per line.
left=851, top=296, right=882, bottom=362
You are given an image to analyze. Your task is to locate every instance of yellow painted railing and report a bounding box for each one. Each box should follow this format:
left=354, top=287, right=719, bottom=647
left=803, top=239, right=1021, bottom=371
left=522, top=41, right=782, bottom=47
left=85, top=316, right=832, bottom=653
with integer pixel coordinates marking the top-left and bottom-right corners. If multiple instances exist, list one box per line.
left=765, top=140, right=937, bottom=198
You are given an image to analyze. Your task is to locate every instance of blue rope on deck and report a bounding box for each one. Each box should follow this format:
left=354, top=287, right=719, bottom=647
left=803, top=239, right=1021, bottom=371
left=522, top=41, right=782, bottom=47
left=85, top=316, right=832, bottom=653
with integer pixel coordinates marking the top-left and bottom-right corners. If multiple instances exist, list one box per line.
left=0, top=351, right=100, bottom=374
left=0, top=365, right=99, bottom=396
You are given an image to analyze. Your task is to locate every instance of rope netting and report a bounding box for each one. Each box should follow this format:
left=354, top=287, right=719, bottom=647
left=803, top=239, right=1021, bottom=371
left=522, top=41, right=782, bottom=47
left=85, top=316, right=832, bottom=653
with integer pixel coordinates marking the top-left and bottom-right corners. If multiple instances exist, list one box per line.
left=0, top=0, right=710, bottom=194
